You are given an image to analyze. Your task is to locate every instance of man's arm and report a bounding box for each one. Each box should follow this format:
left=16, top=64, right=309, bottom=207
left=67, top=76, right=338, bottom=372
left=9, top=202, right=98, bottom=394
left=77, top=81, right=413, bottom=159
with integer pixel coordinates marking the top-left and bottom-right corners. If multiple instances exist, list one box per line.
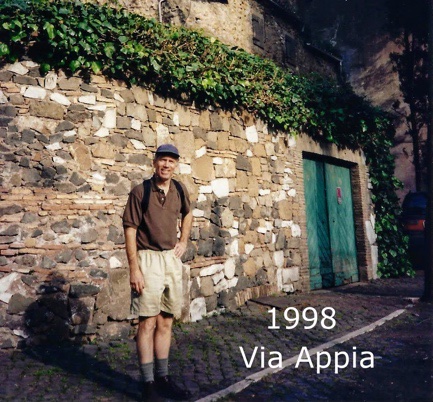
left=124, top=226, right=145, bottom=294
left=174, top=211, right=193, bottom=258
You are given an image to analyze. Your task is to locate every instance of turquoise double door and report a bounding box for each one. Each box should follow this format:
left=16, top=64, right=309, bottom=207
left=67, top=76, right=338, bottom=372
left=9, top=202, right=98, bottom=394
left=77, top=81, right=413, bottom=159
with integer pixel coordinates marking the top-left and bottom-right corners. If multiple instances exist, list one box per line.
left=303, top=158, right=359, bottom=289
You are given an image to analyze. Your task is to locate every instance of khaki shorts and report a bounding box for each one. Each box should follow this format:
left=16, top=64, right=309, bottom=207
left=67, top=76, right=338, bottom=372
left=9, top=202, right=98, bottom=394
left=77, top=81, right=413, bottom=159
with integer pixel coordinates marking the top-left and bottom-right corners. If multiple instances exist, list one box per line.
left=131, top=249, right=183, bottom=319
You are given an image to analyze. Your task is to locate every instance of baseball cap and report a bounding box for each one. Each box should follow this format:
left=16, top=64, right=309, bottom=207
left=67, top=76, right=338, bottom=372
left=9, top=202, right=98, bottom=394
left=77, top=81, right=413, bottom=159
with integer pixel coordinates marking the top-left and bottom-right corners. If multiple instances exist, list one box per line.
left=155, top=144, right=180, bottom=158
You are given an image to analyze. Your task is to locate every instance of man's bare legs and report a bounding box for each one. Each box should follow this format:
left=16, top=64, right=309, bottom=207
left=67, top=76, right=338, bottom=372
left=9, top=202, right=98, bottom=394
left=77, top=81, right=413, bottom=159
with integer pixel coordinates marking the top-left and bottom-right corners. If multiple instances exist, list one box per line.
left=137, top=312, right=173, bottom=364
left=136, top=312, right=190, bottom=400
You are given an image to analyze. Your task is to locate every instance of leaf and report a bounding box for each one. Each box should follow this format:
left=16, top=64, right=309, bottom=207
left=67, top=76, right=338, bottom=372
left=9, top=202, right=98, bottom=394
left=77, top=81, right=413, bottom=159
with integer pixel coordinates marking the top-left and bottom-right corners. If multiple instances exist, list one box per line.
left=69, top=59, right=81, bottom=73
left=0, top=43, right=10, bottom=57
left=43, top=22, right=55, bottom=40
left=91, top=61, right=102, bottom=74
left=103, top=43, right=115, bottom=58
left=40, top=63, right=51, bottom=75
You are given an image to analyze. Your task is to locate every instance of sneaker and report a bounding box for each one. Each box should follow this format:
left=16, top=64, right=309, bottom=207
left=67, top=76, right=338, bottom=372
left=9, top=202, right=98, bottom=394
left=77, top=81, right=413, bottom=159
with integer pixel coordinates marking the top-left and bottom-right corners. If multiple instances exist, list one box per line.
left=155, top=375, right=192, bottom=401
left=142, top=381, right=162, bottom=402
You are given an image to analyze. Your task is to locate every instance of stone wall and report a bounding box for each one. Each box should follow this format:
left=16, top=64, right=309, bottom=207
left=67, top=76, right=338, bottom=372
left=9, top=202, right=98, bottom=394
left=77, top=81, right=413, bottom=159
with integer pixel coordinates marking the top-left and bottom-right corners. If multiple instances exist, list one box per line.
left=0, top=60, right=376, bottom=348
left=104, top=0, right=339, bottom=79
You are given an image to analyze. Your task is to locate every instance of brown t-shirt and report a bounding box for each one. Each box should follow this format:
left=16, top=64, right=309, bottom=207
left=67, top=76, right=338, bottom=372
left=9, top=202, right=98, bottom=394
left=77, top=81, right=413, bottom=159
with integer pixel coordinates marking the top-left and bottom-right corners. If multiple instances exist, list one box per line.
left=122, top=177, right=191, bottom=251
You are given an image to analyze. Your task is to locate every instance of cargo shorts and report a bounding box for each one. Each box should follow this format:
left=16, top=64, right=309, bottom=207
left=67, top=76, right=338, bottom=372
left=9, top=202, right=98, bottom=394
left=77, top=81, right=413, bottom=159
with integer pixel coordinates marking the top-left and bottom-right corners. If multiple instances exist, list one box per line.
left=131, top=249, right=183, bottom=319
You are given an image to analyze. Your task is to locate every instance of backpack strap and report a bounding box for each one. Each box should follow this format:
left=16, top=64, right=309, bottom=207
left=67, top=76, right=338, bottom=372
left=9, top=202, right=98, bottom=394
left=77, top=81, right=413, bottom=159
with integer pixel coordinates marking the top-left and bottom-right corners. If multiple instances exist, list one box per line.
left=141, top=179, right=152, bottom=215
left=141, top=178, right=186, bottom=215
left=172, top=179, right=186, bottom=215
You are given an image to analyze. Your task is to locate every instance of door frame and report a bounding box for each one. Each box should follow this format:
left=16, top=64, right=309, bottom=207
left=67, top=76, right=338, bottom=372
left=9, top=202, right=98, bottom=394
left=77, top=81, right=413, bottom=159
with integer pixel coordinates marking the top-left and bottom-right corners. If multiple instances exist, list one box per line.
left=302, top=152, right=366, bottom=289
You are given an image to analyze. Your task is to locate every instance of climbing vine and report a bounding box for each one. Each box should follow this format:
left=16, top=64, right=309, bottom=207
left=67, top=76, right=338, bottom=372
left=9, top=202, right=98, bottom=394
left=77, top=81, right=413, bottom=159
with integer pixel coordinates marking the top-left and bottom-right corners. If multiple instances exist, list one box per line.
left=0, top=0, right=413, bottom=277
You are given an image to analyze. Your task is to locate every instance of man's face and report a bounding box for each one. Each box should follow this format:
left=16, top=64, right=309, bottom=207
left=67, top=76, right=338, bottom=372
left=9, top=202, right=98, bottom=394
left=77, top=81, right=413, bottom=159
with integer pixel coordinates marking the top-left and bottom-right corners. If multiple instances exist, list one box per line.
left=153, top=154, right=178, bottom=182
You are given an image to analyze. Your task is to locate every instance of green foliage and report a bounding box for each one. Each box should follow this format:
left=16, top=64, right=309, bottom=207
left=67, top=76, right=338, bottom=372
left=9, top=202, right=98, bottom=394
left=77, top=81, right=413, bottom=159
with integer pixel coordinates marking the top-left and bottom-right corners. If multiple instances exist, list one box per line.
left=0, top=0, right=414, bottom=277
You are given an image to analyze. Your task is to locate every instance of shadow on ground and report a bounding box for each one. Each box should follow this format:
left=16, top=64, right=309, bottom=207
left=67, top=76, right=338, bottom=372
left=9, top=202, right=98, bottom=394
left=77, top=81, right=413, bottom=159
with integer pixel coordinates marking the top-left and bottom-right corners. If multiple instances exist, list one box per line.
left=14, top=272, right=141, bottom=401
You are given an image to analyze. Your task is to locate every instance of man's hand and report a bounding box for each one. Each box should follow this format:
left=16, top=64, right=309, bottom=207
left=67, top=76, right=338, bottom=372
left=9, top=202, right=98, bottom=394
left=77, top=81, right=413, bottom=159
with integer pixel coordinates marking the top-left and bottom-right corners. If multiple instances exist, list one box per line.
left=174, top=240, right=187, bottom=258
left=130, top=268, right=145, bottom=295
left=124, top=226, right=144, bottom=294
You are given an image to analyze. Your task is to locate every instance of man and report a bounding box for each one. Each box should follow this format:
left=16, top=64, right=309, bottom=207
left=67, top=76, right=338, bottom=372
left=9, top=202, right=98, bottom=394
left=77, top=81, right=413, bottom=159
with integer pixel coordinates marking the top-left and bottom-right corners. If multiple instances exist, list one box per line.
left=123, top=144, right=193, bottom=401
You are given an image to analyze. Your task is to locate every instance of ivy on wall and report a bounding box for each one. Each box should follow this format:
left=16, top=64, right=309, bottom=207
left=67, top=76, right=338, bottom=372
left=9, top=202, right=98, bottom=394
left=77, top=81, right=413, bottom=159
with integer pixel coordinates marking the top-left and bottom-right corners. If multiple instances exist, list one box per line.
left=0, top=0, right=413, bottom=277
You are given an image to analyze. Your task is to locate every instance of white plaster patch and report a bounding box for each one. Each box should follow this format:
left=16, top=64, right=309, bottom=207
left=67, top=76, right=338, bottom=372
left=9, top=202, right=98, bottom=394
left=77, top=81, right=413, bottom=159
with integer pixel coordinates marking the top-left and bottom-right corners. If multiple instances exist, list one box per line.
left=245, top=125, right=258, bottom=143
left=130, top=139, right=146, bottom=150
left=13, top=329, right=29, bottom=339
left=193, top=209, right=205, bottom=217
left=214, top=278, right=229, bottom=293
left=199, top=185, right=212, bottom=194
left=114, top=93, right=124, bottom=102
left=200, top=264, right=224, bottom=277
left=22, top=61, right=38, bottom=68
left=246, top=149, right=253, bottom=157
left=196, top=146, right=207, bottom=158
left=288, top=189, right=297, bottom=197
left=190, top=297, right=206, bottom=322
left=44, top=71, right=57, bottom=89
left=259, top=189, right=270, bottom=196
left=0, top=90, right=7, bottom=104
left=227, top=277, right=238, bottom=288
left=365, top=220, right=377, bottom=245
left=0, top=273, right=21, bottom=303
left=179, top=163, right=192, bottom=174
left=282, top=267, right=300, bottom=283
left=156, top=124, right=170, bottom=144
left=227, top=239, right=239, bottom=256
left=103, top=108, right=116, bottom=129
left=224, top=258, right=236, bottom=279
left=87, top=104, right=107, bottom=111
left=228, top=228, right=239, bottom=237
left=131, top=118, right=141, bottom=130
left=173, top=112, right=180, bottom=126
left=52, top=156, right=66, bottom=164
left=257, top=227, right=267, bottom=234
left=109, top=256, right=122, bottom=269
left=63, top=130, right=76, bottom=137
left=46, top=142, right=62, bottom=151
left=370, top=213, right=376, bottom=229
left=291, top=224, right=301, bottom=237
left=273, top=250, right=285, bottom=268
left=287, top=136, right=296, bottom=148
left=50, top=92, right=70, bottom=106
left=245, top=244, right=254, bottom=254
left=7, top=62, right=28, bottom=75
left=212, top=271, right=224, bottom=285
left=274, top=190, right=286, bottom=202
left=24, top=86, right=46, bottom=99
left=79, top=95, right=96, bottom=105
left=282, top=283, right=295, bottom=293
left=148, top=92, right=154, bottom=105
left=92, top=173, right=105, bottom=182
left=197, top=194, right=207, bottom=202
left=211, top=178, right=229, bottom=198
left=94, top=127, right=110, bottom=137
left=213, top=157, right=223, bottom=165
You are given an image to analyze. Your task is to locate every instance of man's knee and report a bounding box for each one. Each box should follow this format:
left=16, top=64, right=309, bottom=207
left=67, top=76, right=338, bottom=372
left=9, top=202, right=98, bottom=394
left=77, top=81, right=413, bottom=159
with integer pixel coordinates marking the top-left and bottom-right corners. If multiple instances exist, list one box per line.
left=138, top=316, right=157, bottom=336
left=156, top=312, right=174, bottom=333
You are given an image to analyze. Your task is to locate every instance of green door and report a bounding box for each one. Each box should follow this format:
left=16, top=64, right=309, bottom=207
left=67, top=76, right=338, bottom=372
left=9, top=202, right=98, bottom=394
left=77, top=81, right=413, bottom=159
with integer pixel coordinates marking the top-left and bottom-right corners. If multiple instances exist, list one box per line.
left=303, top=158, right=358, bottom=289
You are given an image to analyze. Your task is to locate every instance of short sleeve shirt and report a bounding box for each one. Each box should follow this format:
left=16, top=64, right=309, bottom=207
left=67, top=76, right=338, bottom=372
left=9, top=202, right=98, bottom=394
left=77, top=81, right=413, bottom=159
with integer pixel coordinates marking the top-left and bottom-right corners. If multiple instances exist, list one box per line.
left=122, top=177, right=191, bottom=251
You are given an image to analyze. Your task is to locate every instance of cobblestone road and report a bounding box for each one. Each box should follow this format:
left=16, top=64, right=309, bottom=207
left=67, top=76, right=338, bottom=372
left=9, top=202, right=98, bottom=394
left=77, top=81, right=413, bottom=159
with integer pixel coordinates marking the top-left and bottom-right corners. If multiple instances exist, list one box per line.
left=0, top=274, right=428, bottom=402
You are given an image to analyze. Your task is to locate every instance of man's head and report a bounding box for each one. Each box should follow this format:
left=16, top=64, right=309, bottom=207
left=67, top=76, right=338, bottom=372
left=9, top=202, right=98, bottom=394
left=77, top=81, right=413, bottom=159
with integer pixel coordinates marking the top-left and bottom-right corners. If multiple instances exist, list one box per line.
left=154, top=144, right=180, bottom=160
left=153, top=144, right=180, bottom=182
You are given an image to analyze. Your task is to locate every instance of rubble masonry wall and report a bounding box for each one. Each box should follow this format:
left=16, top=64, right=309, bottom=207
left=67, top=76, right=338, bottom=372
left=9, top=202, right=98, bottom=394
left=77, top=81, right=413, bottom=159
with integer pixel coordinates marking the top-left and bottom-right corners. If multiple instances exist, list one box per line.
left=0, top=60, right=376, bottom=347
